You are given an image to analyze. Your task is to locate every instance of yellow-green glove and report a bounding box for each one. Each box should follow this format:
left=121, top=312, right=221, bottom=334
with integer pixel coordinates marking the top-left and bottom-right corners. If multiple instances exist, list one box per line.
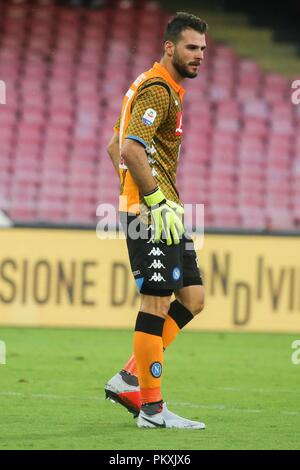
left=144, top=187, right=184, bottom=246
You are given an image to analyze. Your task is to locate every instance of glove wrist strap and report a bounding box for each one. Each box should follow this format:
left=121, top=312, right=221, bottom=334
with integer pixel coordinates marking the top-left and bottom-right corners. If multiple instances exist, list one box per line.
left=144, top=187, right=166, bottom=207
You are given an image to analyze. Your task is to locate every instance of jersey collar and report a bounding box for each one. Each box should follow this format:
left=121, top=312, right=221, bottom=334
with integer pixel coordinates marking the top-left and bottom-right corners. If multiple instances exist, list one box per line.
left=152, top=62, right=186, bottom=100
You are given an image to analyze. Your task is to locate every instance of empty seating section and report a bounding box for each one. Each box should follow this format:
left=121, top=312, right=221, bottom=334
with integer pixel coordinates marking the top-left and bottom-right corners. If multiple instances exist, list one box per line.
left=0, top=0, right=298, bottom=230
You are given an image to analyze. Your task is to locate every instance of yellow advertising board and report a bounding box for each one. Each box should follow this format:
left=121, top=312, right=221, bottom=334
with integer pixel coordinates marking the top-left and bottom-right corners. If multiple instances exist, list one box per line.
left=0, top=228, right=299, bottom=333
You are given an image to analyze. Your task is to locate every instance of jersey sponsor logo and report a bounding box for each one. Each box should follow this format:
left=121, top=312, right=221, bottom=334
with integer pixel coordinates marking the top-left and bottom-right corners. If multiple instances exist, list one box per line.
left=172, top=267, right=181, bottom=281
left=148, top=247, right=165, bottom=256
left=142, top=108, right=157, bottom=126
left=175, top=111, right=183, bottom=136
left=149, top=272, right=166, bottom=282
left=148, top=259, right=166, bottom=269
left=150, top=362, right=162, bottom=378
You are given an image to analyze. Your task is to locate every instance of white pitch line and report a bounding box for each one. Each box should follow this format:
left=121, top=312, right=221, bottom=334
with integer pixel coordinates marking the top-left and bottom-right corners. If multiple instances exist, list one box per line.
left=1, top=391, right=299, bottom=416
left=170, top=402, right=263, bottom=414
left=216, top=386, right=300, bottom=394
left=0, top=391, right=101, bottom=401
left=169, top=402, right=300, bottom=416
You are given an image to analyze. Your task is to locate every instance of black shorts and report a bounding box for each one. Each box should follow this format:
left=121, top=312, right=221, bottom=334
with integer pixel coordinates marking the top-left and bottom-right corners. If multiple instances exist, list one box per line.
left=120, top=213, right=203, bottom=297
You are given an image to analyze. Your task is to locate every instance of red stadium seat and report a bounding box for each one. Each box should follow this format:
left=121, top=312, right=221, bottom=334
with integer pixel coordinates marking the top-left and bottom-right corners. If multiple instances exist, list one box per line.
left=0, top=1, right=296, bottom=231
left=239, top=207, right=266, bottom=229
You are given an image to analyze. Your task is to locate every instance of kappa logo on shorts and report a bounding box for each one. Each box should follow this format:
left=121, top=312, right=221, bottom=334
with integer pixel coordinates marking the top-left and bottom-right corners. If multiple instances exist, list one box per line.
left=148, top=247, right=165, bottom=256
left=150, top=362, right=162, bottom=378
left=149, top=272, right=166, bottom=282
left=148, top=259, right=166, bottom=269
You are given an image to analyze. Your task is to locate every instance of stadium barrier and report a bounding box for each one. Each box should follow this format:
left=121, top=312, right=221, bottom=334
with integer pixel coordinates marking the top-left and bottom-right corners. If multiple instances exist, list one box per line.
left=0, top=228, right=299, bottom=333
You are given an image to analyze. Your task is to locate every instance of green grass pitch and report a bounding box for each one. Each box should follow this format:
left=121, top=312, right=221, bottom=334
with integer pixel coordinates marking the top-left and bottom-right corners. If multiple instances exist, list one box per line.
left=0, top=327, right=299, bottom=450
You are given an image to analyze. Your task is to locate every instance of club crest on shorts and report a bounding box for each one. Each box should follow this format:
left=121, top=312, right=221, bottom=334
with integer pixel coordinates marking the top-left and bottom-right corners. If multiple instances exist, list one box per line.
left=150, top=362, right=162, bottom=378
left=142, top=108, right=157, bottom=126
left=172, top=267, right=181, bottom=281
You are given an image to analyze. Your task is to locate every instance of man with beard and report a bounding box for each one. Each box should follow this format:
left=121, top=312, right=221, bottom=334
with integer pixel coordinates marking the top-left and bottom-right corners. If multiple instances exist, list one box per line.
left=105, top=12, right=208, bottom=429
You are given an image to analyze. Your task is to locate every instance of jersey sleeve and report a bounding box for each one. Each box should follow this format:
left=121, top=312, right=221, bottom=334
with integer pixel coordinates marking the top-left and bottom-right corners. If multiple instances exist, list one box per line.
left=113, top=114, right=121, bottom=133
left=125, top=84, right=170, bottom=148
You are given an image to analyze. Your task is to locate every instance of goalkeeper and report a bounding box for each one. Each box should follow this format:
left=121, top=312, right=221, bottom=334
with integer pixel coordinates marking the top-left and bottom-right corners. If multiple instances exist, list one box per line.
left=105, top=12, right=208, bottom=429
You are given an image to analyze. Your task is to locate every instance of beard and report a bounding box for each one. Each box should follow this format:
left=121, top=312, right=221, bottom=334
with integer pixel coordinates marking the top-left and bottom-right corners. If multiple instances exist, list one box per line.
left=172, top=49, right=198, bottom=79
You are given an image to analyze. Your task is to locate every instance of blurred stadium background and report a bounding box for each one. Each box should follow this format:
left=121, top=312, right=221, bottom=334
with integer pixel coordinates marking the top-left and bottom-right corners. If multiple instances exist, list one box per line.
left=0, top=0, right=300, bottom=230
left=0, top=0, right=300, bottom=451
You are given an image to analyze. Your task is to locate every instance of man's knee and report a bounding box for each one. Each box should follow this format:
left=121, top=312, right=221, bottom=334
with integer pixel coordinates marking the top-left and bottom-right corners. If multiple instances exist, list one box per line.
left=192, top=289, right=205, bottom=316
left=140, top=295, right=172, bottom=318
left=176, top=286, right=205, bottom=317
left=192, top=299, right=205, bottom=316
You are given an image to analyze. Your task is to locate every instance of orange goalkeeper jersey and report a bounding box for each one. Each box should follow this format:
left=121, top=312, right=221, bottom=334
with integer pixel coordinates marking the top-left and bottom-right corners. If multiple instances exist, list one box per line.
left=114, top=62, right=185, bottom=214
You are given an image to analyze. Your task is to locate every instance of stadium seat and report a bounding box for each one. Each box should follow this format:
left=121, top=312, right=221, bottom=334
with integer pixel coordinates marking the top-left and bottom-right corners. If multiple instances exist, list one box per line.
left=239, top=207, right=266, bottom=230
left=0, top=0, right=296, bottom=232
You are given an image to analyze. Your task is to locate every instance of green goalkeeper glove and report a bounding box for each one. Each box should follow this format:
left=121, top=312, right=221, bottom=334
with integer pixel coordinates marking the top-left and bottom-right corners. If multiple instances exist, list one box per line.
left=144, top=187, right=184, bottom=246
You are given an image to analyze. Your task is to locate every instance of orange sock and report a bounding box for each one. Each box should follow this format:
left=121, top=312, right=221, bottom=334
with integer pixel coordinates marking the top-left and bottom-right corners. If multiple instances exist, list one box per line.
left=123, top=314, right=178, bottom=375
left=134, top=312, right=165, bottom=404
left=123, top=301, right=193, bottom=381
left=162, top=315, right=180, bottom=349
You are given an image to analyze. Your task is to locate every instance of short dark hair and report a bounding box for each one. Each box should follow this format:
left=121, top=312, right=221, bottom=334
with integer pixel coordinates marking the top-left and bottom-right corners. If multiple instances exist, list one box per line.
left=164, top=12, right=208, bottom=44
